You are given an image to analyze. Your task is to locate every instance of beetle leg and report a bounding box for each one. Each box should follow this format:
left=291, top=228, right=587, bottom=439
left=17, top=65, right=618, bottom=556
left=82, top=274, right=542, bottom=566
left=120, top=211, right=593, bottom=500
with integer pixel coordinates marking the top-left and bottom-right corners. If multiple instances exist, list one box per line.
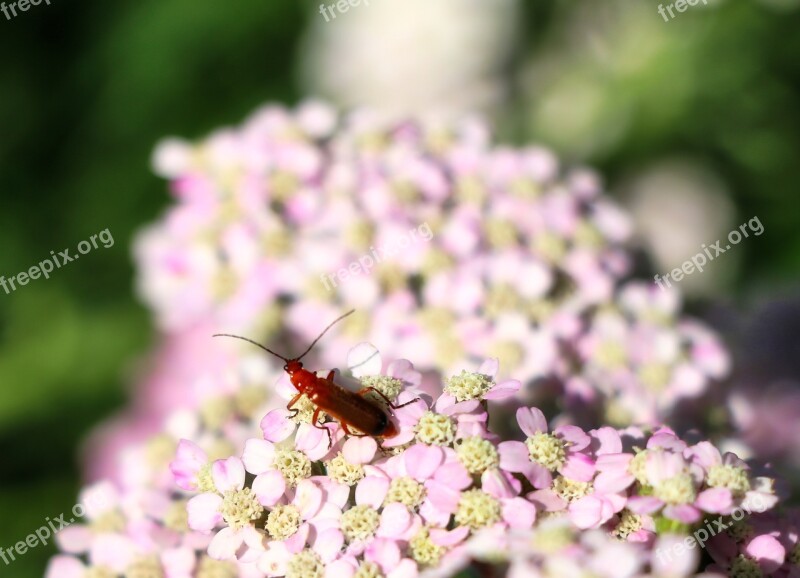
left=357, top=386, right=420, bottom=410
left=311, top=407, right=333, bottom=449
left=325, top=370, right=335, bottom=381
left=286, top=392, right=304, bottom=420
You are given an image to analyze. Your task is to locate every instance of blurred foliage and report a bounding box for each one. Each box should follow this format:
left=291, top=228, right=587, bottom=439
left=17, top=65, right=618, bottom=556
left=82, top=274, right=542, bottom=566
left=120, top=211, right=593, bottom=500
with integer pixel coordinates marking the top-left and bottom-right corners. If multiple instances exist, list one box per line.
left=0, top=1, right=798, bottom=576
left=512, top=0, right=800, bottom=292
left=0, top=1, right=307, bottom=575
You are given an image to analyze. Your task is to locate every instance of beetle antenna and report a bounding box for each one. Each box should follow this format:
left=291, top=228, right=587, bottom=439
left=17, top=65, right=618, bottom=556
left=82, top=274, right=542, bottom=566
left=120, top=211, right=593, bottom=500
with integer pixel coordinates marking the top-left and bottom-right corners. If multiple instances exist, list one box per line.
left=296, top=309, right=356, bottom=362
left=212, top=334, right=289, bottom=362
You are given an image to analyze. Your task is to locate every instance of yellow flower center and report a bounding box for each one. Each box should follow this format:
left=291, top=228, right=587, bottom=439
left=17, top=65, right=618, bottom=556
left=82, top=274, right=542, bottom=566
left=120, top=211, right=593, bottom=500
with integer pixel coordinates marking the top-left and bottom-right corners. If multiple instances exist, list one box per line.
left=410, top=527, right=446, bottom=567
left=359, top=375, right=404, bottom=404
left=456, top=437, right=500, bottom=474
left=444, top=370, right=494, bottom=402
left=325, top=453, right=365, bottom=486
left=552, top=477, right=592, bottom=502
left=286, top=550, right=324, bottom=578
left=707, top=465, right=751, bottom=497
left=266, top=504, right=301, bottom=541
left=273, top=449, right=312, bottom=487
left=197, top=464, right=216, bottom=493
left=415, top=412, right=456, bottom=447
left=729, top=555, right=763, bottom=578
left=612, top=511, right=642, bottom=540
left=526, top=432, right=567, bottom=472
left=220, top=487, right=264, bottom=530
left=385, top=477, right=427, bottom=509
left=200, top=396, right=236, bottom=431
left=196, top=557, right=237, bottom=578
left=124, top=555, right=164, bottom=578
left=653, top=474, right=696, bottom=506
left=164, top=500, right=189, bottom=533
left=455, top=489, right=501, bottom=530
left=354, top=561, right=383, bottom=578
left=341, top=505, right=380, bottom=543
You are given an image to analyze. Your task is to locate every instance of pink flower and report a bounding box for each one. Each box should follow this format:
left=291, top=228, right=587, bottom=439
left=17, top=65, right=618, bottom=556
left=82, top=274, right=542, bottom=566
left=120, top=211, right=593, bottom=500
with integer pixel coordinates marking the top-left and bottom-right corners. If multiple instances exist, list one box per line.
left=170, top=439, right=209, bottom=492
left=498, top=406, right=594, bottom=489
left=688, top=441, right=778, bottom=515
left=56, top=482, right=125, bottom=556
left=186, top=457, right=281, bottom=562
left=438, top=358, right=521, bottom=406
left=379, top=443, right=472, bottom=527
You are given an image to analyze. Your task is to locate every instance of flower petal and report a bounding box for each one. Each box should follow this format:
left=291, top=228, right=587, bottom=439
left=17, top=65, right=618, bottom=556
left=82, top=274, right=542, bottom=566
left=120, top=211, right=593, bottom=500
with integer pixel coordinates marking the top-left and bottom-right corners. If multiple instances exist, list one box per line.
left=663, top=504, right=701, bottom=524
left=404, top=444, right=444, bottom=481
left=261, top=410, right=296, bottom=443
left=171, top=439, right=208, bottom=491
left=348, top=342, right=382, bottom=377
left=516, top=407, right=548, bottom=436
left=356, top=476, right=390, bottom=509
left=242, top=439, right=276, bottom=475
left=377, top=503, right=412, bottom=538
left=46, top=556, right=85, bottom=578
left=292, top=479, right=323, bottom=519
left=502, top=497, right=537, bottom=529
left=424, top=480, right=461, bottom=514
left=477, top=358, right=499, bottom=378
left=343, top=437, right=378, bottom=465
left=208, top=527, right=245, bottom=561
left=560, top=454, right=595, bottom=482
left=432, top=461, right=472, bottom=490
left=481, top=469, right=518, bottom=499
left=483, top=379, right=520, bottom=400
left=626, top=496, right=664, bottom=515
left=365, top=538, right=401, bottom=569
left=314, top=528, right=345, bottom=563
left=187, top=493, right=223, bottom=532
left=556, top=425, right=591, bottom=451
left=252, top=471, right=286, bottom=507
left=568, top=495, right=614, bottom=529
left=590, top=427, right=622, bottom=455
left=212, top=457, right=246, bottom=493
left=56, top=525, right=93, bottom=554
left=746, top=535, right=785, bottom=573
left=695, top=488, right=733, bottom=514
left=429, top=526, right=470, bottom=547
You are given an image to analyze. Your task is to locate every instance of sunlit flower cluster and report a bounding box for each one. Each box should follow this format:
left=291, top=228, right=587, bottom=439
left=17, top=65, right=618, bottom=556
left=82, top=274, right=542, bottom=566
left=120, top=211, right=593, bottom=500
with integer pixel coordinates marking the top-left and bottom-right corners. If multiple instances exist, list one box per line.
left=566, top=282, right=731, bottom=427
left=50, top=343, right=790, bottom=577
left=47, top=353, right=282, bottom=578
left=132, top=101, right=727, bottom=430
left=45, top=103, right=792, bottom=578
left=706, top=508, right=800, bottom=577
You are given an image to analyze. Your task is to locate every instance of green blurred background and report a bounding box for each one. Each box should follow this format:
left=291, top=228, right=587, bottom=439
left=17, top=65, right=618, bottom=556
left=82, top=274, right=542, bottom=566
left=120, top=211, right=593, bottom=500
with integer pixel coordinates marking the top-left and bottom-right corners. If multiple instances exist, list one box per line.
left=0, top=1, right=798, bottom=576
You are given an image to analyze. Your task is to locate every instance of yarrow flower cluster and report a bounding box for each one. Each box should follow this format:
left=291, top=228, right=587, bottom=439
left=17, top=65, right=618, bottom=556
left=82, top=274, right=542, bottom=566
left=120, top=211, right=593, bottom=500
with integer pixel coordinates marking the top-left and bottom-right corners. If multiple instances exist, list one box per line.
left=51, top=343, right=792, bottom=578
left=128, top=101, right=729, bottom=432
left=46, top=103, right=791, bottom=578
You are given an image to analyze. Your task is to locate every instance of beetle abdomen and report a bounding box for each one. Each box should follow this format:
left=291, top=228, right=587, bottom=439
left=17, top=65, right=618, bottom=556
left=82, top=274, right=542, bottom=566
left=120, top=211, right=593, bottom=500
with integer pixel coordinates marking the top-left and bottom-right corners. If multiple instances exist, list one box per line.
left=310, top=381, right=393, bottom=437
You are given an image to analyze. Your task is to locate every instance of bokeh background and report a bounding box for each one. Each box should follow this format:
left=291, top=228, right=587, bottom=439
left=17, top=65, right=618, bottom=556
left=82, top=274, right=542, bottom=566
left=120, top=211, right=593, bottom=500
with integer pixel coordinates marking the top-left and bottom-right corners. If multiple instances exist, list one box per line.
left=1, top=1, right=799, bottom=576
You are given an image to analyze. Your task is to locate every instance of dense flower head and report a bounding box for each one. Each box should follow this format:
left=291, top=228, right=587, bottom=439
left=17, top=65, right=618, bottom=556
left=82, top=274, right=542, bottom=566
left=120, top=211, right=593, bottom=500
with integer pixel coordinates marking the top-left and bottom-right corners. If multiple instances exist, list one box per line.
left=128, top=103, right=715, bottom=425
left=48, top=344, right=788, bottom=577
left=567, top=283, right=730, bottom=426
left=47, top=103, right=785, bottom=578
left=129, top=102, right=733, bottom=432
